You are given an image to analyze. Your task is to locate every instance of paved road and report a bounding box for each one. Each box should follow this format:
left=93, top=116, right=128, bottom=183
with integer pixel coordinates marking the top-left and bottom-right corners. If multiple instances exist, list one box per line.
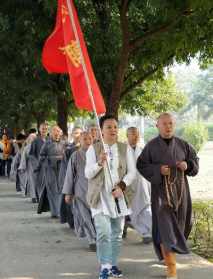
left=0, top=179, right=213, bottom=279
left=189, top=141, right=213, bottom=200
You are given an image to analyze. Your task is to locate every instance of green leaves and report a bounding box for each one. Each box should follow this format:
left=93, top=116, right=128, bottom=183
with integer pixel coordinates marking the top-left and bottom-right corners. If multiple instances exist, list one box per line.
left=121, top=74, right=187, bottom=116
left=0, top=0, right=212, bottom=130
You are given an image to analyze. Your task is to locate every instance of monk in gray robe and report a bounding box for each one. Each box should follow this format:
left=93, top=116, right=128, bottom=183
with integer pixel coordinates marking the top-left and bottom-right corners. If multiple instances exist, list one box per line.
left=10, top=134, right=26, bottom=192
left=29, top=123, right=48, bottom=200
left=137, top=113, right=199, bottom=279
left=37, top=125, right=65, bottom=218
left=87, top=124, right=99, bottom=143
left=59, top=126, right=82, bottom=227
left=19, top=134, right=37, bottom=201
left=63, top=132, right=96, bottom=251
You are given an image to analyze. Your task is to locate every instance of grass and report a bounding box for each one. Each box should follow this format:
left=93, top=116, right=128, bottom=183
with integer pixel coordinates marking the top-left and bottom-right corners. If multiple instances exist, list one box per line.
left=190, top=200, right=213, bottom=263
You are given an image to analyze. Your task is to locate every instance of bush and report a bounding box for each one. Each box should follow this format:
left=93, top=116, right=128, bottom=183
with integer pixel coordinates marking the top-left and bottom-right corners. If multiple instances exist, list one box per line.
left=144, top=127, right=158, bottom=143
left=182, top=122, right=208, bottom=152
left=190, top=201, right=213, bottom=262
left=206, top=123, right=213, bottom=141
left=144, top=122, right=208, bottom=149
left=118, top=128, right=126, bottom=143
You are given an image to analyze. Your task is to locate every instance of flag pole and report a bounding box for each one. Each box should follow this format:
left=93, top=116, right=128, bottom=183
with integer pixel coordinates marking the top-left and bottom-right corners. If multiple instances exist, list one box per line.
left=66, top=0, right=116, bottom=191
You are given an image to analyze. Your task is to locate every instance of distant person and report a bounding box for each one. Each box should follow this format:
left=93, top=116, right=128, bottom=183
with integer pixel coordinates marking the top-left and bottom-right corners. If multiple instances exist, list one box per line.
left=10, top=133, right=27, bottom=192
left=0, top=134, right=13, bottom=177
left=29, top=123, right=48, bottom=160
left=37, top=125, right=66, bottom=218
left=126, top=127, right=152, bottom=244
left=18, top=133, right=38, bottom=202
left=137, top=113, right=199, bottom=279
left=88, top=124, right=99, bottom=143
left=29, top=123, right=48, bottom=199
left=59, top=126, right=82, bottom=228
left=63, top=131, right=96, bottom=251
left=59, top=126, right=82, bottom=188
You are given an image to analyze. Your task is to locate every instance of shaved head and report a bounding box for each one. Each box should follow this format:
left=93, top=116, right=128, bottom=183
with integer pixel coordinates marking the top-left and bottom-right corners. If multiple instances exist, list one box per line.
left=71, top=126, right=82, bottom=144
left=80, top=131, right=93, bottom=150
left=39, top=123, right=48, bottom=137
left=50, top=125, right=62, bottom=141
left=156, top=113, right=176, bottom=138
left=157, top=113, right=175, bottom=123
left=127, top=126, right=140, bottom=147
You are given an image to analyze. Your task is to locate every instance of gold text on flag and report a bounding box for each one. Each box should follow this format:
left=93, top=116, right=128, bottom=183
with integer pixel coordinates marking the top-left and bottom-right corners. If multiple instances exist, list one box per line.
left=59, top=40, right=81, bottom=67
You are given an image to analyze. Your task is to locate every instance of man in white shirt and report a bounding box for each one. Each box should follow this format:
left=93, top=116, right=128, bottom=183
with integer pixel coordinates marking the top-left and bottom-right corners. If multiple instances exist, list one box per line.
left=85, top=115, right=136, bottom=279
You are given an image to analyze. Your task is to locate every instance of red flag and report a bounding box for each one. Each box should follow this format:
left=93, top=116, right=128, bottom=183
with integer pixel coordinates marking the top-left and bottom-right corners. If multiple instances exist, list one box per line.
left=42, top=0, right=106, bottom=114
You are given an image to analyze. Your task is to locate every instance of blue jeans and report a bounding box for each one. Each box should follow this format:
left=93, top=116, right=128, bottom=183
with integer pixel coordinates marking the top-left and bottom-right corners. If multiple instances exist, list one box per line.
left=94, top=213, right=124, bottom=266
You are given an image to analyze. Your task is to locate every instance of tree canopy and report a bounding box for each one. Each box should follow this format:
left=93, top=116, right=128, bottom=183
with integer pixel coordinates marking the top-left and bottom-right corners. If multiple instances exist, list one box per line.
left=0, top=0, right=212, bottom=132
left=121, top=74, right=187, bottom=116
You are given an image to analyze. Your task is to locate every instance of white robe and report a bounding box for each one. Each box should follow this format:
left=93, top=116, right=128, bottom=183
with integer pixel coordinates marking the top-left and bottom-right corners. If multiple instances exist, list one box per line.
left=130, top=144, right=152, bottom=237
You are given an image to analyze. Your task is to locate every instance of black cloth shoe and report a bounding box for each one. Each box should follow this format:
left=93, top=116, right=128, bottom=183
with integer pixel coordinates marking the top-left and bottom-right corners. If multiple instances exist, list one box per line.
left=142, top=236, right=152, bottom=244
left=89, top=243, right=96, bottom=252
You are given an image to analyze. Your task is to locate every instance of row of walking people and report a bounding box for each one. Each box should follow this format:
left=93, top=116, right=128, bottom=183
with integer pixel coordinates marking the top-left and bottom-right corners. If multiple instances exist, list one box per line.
left=10, top=113, right=199, bottom=279
left=10, top=121, right=152, bottom=246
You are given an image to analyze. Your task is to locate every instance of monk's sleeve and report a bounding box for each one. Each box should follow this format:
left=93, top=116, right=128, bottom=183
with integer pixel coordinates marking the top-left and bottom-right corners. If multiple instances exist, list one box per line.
left=58, top=155, right=67, bottom=189
left=36, top=142, right=48, bottom=171
left=18, top=147, right=27, bottom=171
left=29, top=139, right=36, bottom=157
left=62, top=155, right=75, bottom=195
left=185, top=143, right=199, bottom=176
left=136, top=144, right=162, bottom=184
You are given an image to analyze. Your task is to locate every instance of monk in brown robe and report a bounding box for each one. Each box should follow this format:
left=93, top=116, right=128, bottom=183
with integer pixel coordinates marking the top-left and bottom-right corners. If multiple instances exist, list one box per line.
left=137, top=113, right=199, bottom=279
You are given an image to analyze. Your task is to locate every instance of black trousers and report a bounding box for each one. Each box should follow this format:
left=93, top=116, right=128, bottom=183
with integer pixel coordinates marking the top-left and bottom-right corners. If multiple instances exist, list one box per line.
left=0, top=159, right=4, bottom=176
left=0, top=159, right=12, bottom=177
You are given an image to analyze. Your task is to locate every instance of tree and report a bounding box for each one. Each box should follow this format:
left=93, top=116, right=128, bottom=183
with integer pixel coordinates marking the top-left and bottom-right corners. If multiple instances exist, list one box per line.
left=174, top=64, right=213, bottom=121
left=185, top=65, right=213, bottom=120
left=73, top=0, right=212, bottom=116
left=0, top=0, right=212, bottom=130
left=121, top=74, right=187, bottom=116
left=0, top=1, right=84, bottom=134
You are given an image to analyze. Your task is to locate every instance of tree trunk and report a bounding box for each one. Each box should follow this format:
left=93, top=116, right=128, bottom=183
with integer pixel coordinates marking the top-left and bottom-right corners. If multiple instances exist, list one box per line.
left=107, top=49, right=129, bottom=118
left=106, top=1, right=130, bottom=118
left=57, top=91, right=68, bottom=136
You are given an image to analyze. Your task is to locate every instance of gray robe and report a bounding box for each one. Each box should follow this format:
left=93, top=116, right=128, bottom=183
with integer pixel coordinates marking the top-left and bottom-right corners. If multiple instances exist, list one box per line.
left=59, top=143, right=78, bottom=227
left=29, top=136, right=46, bottom=198
left=136, top=136, right=199, bottom=260
left=29, top=136, right=46, bottom=159
left=10, top=146, right=25, bottom=192
left=62, top=149, right=96, bottom=244
left=19, top=144, right=37, bottom=199
left=37, top=139, right=65, bottom=217
left=10, top=151, right=22, bottom=192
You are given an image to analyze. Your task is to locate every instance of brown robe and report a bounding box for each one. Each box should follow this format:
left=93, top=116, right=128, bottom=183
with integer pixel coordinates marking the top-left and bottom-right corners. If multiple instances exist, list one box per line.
left=136, top=136, right=199, bottom=260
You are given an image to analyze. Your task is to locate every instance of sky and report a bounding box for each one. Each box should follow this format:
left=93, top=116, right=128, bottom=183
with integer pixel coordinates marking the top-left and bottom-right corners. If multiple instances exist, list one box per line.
left=171, top=58, right=201, bottom=76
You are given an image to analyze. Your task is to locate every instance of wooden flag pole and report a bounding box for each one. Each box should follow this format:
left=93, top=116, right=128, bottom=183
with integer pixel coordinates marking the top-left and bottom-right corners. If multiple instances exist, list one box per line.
left=66, top=0, right=116, bottom=191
